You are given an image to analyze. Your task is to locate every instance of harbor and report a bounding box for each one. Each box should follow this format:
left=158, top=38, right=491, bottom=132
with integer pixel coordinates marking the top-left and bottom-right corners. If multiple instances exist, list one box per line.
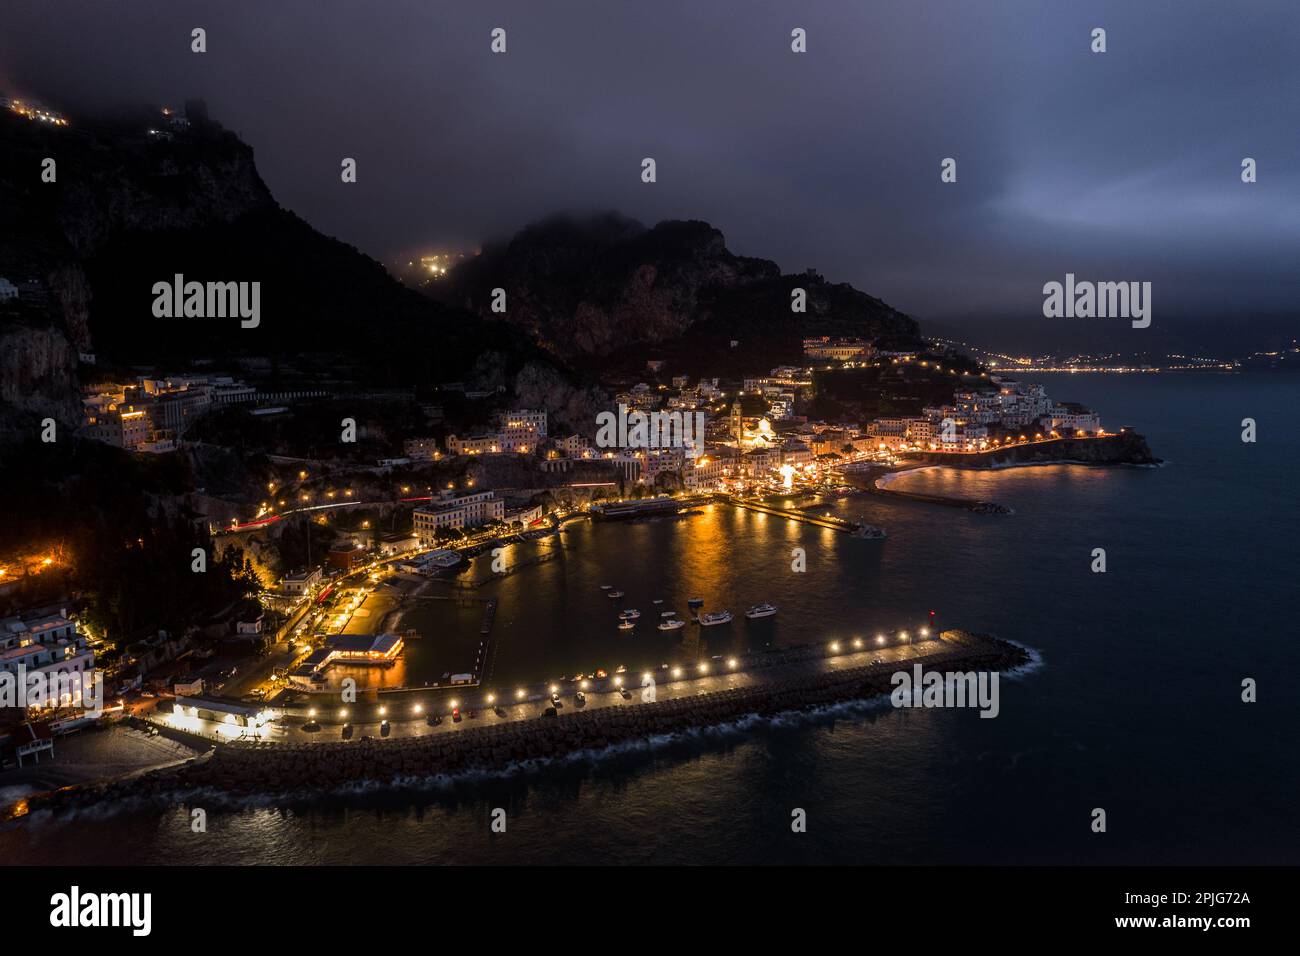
left=23, top=630, right=1028, bottom=807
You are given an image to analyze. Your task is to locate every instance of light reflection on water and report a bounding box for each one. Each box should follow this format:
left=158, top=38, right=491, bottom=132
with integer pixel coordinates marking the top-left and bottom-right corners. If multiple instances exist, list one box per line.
left=3, top=375, right=1297, bottom=865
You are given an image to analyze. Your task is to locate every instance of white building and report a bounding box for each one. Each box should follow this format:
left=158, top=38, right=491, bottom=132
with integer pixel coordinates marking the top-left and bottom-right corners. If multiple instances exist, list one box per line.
left=0, top=613, right=95, bottom=710
left=501, top=409, right=547, bottom=439
left=280, top=568, right=323, bottom=596
left=1041, top=404, right=1101, bottom=434
left=413, top=490, right=505, bottom=543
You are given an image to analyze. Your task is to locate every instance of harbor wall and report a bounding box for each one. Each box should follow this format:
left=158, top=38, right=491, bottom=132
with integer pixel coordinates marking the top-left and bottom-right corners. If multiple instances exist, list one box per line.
left=30, top=632, right=1029, bottom=807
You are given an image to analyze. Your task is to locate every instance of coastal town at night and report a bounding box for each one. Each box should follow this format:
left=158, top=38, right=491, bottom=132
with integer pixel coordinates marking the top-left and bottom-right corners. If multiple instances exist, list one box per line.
left=3, top=295, right=1138, bottom=755
left=1, top=0, right=1293, bottom=935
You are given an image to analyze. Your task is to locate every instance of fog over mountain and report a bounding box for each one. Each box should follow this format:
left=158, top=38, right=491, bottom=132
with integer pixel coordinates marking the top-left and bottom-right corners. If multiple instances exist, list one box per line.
left=2, top=0, right=1297, bottom=346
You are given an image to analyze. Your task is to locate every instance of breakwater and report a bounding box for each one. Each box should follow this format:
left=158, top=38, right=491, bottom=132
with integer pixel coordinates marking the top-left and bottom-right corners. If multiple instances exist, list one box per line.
left=901, top=432, right=1159, bottom=470
left=26, top=632, right=1028, bottom=808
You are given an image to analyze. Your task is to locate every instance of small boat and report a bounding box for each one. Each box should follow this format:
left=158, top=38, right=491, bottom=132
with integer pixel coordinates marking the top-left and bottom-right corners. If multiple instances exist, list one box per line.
left=616, top=664, right=627, bottom=673
left=607, top=590, right=625, bottom=599
left=687, top=597, right=704, bottom=607
left=652, top=599, right=663, bottom=605
left=660, top=610, right=677, bottom=618
left=600, top=584, right=612, bottom=590
left=619, top=620, right=635, bottom=630
left=594, top=668, right=608, bottom=678
left=658, top=618, right=686, bottom=631
left=699, top=610, right=733, bottom=627
left=619, top=609, right=641, bottom=620
left=745, top=603, right=778, bottom=619
left=852, top=524, right=887, bottom=539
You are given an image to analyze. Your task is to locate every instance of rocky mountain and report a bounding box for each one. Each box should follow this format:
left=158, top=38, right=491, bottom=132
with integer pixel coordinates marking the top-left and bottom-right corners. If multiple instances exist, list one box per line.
left=0, top=103, right=585, bottom=439
left=437, top=212, right=925, bottom=373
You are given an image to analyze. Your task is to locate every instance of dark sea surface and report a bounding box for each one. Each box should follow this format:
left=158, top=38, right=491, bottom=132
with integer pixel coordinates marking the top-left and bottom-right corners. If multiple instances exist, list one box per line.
left=3, top=372, right=1297, bottom=865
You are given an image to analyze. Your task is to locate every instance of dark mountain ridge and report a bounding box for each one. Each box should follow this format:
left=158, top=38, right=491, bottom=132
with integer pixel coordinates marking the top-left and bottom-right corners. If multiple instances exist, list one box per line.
left=435, top=212, right=925, bottom=373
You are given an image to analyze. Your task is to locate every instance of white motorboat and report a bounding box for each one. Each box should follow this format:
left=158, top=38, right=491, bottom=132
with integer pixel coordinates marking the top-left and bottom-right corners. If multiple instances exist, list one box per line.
left=658, top=619, right=686, bottom=632
left=745, top=604, right=778, bottom=619
left=699, top=610, right=733, bottom=626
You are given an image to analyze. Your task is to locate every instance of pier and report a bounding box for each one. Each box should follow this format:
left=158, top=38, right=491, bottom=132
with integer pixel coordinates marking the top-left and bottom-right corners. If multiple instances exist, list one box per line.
left=41, top=630, right=1029, bottom=804
left=723, top=495, right=864, bottom=533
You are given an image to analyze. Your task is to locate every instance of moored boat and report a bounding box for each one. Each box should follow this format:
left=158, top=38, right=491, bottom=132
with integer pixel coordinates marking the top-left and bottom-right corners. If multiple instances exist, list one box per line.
left=618, top=609, right=641, bottom=620
left=618, top=620, right=635, bottom=631
left=745, top=603, right=778, bottom=619
left=687, top=597, right=704, bottom=607
left=699, top=610, right=733, bottom=626
left=607, top=590, right=625, bottom=598
left=658, top=618, right=686, bottom=631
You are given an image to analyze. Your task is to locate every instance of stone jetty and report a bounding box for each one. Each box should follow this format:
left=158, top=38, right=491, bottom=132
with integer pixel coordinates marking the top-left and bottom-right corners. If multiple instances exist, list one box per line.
left=26, top=632, right=1029, bottom=810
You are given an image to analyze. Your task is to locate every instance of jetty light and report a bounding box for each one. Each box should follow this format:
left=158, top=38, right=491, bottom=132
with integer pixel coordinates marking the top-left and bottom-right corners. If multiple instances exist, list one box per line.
left=829, top=641, right=840, bottom=653
left=549, top=684, right=558, bottom=694
left=642, top=671, right=653, bottom=682
left=413, top=704, right=423, bottom=715
left=852, top=638, right=863, bottom=649
left=338, top=708, right=348, bottom=719
left=486, top=694, right=495, bottom=705
left=672, top=667, right=684, bottom=679
left=698, top=663, right=709, bottom=674
left=515, top=689, right=526, bottom=700
left=308, top=708, right=317, bottom=718
left=727, top=658, right=738, bottom=670
left=876, top=634, right=886, bottom=645
left=900, top=631, right=909, bottom=643
left=614, top=676, right=624, bottom=687
left=920, top=627, right=929, bottom=638
left=449, top=699, right=458, bottom=709
left=378, top=706, right=387, bottom=717
left=580, top=679, right=589, bottom=689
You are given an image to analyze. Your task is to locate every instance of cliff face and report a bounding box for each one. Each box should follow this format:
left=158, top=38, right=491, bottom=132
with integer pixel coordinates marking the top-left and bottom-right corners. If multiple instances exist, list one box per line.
left=439, top=213, right=924, bottom=368
left=0, top=106, right=561, bottom=438
left=0, top=108, right=277, bottom=434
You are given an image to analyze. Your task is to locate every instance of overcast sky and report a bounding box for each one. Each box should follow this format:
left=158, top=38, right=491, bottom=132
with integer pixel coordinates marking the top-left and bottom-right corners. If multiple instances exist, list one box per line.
left=3, top=0, right=1297, bottom=327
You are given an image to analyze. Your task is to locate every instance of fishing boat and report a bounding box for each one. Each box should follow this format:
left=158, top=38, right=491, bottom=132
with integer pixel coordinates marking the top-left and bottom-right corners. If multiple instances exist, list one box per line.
left=607, top=590, right=625, bottom=598
left=699, top=610, right=733, bottom=626
left=745, top=603, right=778, bottom=619
left=658, top=618, right=686, bottom=632
left=618, top=620, right=635, bottom=631
left=619, top=609, right=641, bottom=620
